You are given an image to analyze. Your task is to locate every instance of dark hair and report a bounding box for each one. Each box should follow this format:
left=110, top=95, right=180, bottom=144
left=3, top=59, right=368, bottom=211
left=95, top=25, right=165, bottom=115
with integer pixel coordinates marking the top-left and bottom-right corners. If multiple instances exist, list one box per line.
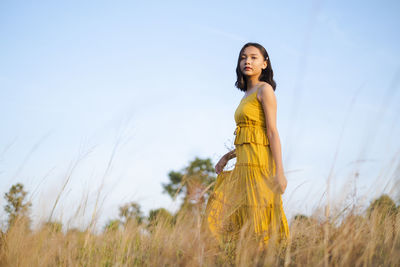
left=234, top=42, right=277, bottom=92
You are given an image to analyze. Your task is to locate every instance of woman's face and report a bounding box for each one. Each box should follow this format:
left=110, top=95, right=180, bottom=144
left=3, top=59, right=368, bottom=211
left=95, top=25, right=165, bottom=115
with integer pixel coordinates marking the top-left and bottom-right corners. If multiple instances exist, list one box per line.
left=239, top=46, right=267, bottom=78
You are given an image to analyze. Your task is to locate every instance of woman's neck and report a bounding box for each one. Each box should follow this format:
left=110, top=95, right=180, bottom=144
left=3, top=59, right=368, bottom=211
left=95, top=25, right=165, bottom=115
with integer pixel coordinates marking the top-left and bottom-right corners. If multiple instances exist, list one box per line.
left=246, top=77, right=261, bottom=91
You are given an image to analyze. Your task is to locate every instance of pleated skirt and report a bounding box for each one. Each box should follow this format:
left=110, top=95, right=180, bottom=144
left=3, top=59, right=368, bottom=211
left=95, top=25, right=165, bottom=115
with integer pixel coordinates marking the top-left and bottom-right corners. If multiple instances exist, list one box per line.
left=204, top=142, right=290, bottom=247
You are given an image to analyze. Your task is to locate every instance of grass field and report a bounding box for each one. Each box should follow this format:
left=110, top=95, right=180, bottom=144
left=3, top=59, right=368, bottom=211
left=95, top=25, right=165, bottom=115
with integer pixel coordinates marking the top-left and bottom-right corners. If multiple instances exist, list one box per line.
left=1, top=194, right=399, bottom=267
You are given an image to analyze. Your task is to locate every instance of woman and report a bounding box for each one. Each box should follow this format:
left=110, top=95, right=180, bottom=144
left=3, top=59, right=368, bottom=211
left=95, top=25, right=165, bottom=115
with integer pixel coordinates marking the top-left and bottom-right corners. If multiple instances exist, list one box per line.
left=204, top=42, right=290, bottom=249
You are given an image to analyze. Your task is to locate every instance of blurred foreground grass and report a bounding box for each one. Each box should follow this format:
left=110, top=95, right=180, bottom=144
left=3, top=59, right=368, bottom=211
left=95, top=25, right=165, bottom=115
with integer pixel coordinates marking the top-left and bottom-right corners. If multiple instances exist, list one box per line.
left=0, top=195, right=399, bottom=267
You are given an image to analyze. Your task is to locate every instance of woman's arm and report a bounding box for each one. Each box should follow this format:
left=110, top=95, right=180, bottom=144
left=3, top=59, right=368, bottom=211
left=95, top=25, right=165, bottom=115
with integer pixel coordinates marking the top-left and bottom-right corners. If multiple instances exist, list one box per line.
left=215, top=149, right=236, bottom=174
left=259, top=83, right=287, bottom=193
left=224, top=148, right=236, bottom=160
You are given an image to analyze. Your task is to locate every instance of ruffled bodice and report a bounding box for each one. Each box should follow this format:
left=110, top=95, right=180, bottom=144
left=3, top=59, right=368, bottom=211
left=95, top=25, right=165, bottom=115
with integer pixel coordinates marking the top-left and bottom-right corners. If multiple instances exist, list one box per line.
left=234, top=89, right=269, bottom=146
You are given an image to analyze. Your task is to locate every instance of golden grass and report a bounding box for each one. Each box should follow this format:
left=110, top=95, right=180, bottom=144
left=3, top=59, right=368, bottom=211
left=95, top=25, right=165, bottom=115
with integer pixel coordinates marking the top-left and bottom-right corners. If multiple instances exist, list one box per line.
left=0, top=201, right=399, bottom=267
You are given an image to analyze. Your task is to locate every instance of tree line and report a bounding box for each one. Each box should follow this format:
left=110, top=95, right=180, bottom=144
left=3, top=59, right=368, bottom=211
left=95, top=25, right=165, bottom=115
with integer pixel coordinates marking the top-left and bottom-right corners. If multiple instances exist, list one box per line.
left=1, top=156, right=399, bottom=233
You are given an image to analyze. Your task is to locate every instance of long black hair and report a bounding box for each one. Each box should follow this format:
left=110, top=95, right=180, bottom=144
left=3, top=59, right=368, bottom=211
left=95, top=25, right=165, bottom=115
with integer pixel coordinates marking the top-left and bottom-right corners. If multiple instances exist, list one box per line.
left=235, top=42, right=277, bottom=92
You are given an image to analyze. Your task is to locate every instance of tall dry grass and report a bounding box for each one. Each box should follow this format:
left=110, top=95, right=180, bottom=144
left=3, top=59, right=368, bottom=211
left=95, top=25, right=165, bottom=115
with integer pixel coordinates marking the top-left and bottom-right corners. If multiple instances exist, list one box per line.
left=0, top=197, right=399, bottom=266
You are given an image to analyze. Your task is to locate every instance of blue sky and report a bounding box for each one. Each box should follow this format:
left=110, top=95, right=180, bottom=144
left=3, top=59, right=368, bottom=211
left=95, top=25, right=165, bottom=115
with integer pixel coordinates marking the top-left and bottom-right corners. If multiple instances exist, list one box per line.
left=1, top=0, right=399, bottom=231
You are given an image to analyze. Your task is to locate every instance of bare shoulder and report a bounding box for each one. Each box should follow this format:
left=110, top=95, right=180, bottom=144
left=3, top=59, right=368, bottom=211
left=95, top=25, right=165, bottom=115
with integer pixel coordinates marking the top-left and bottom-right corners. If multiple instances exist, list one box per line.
left=257, top=82, right=275, bottom=103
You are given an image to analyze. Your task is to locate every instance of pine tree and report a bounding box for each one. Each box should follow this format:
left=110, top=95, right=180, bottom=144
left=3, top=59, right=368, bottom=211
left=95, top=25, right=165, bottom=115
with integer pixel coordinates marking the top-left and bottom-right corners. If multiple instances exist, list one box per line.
left=3, top=183, right=32, bottom=230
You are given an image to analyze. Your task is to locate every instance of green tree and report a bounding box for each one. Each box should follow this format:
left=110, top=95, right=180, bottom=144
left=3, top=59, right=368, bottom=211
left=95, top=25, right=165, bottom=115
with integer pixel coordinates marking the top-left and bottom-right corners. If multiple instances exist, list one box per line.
left=161, top=157, right=216, bottom=211
left=366, top=194, right=398, bottom=218
left=103, top=201, right=144, bottom=231
left=119, top=201, right=144, bottom=226
left=148, top=207, right=175, bottom=227
left=104, top=219, right=121, bottom=232
left=3, top=183, right=32, bottom=230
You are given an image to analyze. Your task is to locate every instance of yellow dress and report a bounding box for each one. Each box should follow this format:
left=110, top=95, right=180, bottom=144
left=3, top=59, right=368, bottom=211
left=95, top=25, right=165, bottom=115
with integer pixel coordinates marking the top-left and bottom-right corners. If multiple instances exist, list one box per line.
left=204, top=86, right=290, bottom=248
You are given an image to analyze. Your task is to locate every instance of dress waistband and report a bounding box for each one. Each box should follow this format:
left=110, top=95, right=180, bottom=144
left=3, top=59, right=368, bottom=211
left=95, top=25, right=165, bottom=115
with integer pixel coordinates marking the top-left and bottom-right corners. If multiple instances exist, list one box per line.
left=234, top=122, right=266, bottom=135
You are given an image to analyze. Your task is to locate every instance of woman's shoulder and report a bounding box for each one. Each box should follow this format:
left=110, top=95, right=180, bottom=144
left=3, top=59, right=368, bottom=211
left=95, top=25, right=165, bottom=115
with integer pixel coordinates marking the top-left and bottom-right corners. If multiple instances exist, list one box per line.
left=258, top=81, right=273, bottom=91
left=256, top=82, right=274, bottom=102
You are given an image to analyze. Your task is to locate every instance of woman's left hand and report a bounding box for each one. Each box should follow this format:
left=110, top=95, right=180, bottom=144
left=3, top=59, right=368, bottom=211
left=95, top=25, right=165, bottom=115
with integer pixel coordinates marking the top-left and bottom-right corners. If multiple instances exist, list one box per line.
left=273, top=171, right=287, bottom=194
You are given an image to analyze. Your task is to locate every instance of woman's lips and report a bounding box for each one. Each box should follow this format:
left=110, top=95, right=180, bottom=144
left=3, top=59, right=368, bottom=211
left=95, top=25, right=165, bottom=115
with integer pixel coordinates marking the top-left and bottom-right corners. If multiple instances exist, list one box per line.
left=244, top=67, right=252, bottom=70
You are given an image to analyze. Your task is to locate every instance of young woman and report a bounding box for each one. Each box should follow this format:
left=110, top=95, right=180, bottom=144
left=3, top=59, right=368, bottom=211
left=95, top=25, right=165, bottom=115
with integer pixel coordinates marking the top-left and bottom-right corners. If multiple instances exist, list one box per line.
left=204, top=42, right=290, bottom=249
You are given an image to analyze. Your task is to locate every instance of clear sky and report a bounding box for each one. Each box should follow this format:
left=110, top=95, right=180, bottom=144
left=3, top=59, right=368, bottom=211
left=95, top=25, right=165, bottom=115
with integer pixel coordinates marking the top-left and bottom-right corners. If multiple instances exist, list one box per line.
left=1, top=0, right=399, bottom=231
